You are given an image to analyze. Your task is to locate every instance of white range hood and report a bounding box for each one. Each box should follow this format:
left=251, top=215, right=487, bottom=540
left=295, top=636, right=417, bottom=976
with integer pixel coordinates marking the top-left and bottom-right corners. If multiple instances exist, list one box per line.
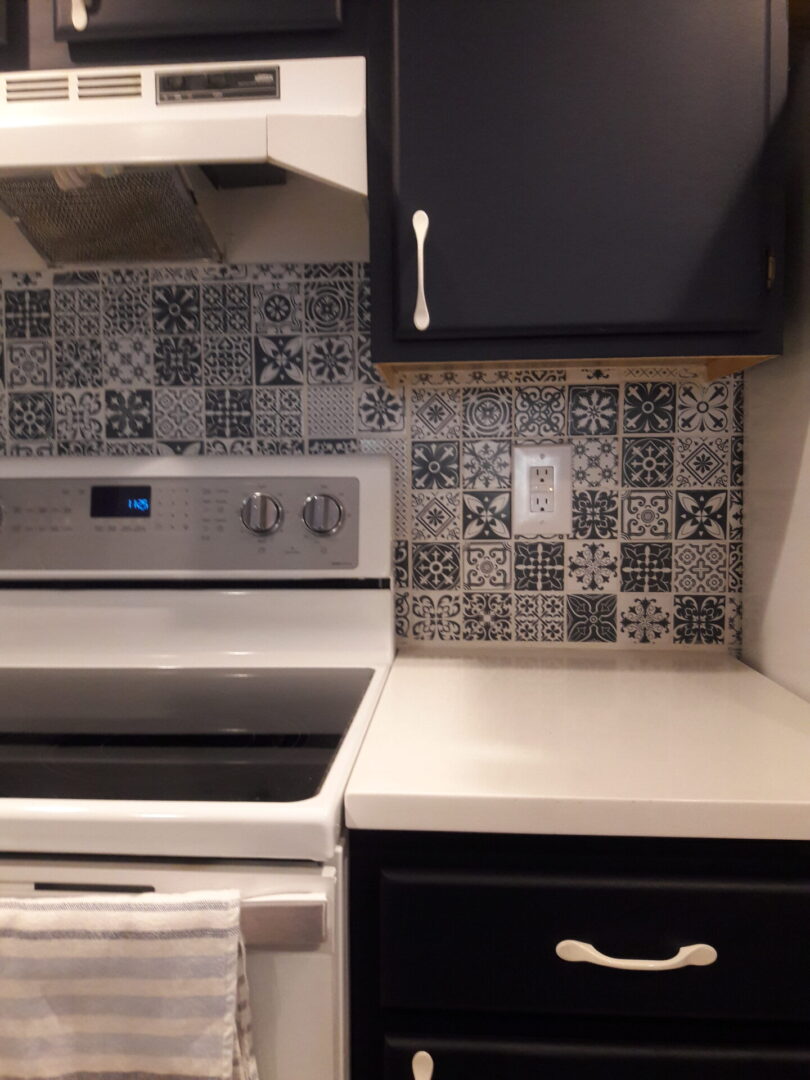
left=0, top=55, right=368, bottom=266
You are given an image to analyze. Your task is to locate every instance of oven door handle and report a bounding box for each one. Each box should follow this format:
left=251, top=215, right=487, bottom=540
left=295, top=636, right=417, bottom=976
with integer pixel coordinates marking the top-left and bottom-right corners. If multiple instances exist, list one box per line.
left=240, top=891, right=328, bottom=949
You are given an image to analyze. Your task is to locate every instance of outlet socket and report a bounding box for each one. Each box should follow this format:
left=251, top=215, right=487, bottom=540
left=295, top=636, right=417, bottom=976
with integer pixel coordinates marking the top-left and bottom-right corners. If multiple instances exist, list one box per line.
left=513, top=445, right=572, bottom=538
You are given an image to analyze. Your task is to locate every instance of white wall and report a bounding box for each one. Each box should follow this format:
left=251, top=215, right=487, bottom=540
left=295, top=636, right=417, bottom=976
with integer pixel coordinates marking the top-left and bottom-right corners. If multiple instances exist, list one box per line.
left=743, top=45, right=810, bottom=702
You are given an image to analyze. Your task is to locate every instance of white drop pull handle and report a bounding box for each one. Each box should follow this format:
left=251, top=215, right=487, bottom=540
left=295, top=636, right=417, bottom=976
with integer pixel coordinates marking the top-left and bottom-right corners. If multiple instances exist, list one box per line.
left=412, top=1051, right=434, bottom=1080
left=412, top=210, right=430, bottom=331
left=71, top=0, right=89, bottom=32
left=556, top=939, right=717, bottom=972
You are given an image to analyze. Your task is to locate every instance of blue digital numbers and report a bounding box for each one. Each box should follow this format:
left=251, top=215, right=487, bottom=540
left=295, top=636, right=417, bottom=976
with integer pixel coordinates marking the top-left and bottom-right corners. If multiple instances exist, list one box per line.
left=127, top=498, right=150, bottom=513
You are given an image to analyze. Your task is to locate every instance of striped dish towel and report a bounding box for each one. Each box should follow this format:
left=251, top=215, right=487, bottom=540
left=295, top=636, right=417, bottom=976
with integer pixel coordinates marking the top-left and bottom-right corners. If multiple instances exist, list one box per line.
left=0, top=889, right=259, bottom=1080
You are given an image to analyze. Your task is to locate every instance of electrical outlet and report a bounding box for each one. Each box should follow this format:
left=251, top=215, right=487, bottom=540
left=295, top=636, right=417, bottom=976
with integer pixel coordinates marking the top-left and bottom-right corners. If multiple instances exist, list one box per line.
left=512, top=445, right=572, bottom=538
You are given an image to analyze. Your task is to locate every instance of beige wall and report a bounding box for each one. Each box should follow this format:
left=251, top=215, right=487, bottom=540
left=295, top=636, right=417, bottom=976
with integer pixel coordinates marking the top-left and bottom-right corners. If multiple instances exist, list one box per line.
left=743, top=46, right=810, bottom=701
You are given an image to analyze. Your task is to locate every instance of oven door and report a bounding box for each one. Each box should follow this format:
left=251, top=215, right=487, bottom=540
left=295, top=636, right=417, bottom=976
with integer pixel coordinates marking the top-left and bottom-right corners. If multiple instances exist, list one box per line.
left=0, top=855, right=344, bottom=1080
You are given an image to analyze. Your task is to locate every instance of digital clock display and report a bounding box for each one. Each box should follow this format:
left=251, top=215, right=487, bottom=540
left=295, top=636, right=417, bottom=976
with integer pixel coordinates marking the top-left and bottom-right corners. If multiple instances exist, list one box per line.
left=90, top=485, right=152, bottom=518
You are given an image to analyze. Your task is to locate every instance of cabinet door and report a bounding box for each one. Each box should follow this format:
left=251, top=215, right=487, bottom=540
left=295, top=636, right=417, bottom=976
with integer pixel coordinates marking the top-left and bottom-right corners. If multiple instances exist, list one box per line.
left=385, top=1036, right=810, bottom=1079
left=390, top=0, right=776, bottom=341
left=53, top=0, right=341, bottom=42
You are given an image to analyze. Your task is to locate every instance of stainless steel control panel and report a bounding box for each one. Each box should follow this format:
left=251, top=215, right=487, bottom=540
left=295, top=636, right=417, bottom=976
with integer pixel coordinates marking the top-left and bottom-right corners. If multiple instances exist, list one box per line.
left=0, top=474, right=360, bottom=575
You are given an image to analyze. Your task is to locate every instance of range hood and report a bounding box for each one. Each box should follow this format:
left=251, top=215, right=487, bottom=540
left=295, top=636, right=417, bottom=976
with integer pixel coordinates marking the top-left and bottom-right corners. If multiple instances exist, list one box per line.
left=0, top=56, right=367, bottom=265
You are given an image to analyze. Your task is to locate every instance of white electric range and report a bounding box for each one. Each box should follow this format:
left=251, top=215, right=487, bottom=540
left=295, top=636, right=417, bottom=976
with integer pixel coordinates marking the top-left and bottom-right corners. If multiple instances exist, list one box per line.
left=0, top=455, right=394, bottom=1080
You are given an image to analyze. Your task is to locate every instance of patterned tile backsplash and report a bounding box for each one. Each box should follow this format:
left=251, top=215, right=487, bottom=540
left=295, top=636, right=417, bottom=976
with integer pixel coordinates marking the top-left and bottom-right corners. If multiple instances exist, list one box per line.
left=0, top=261, right=743, bottom=649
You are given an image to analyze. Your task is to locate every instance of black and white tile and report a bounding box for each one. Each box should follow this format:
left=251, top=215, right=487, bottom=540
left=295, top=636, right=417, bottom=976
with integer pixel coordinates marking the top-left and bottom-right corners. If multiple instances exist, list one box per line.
left=0, top=261, right=742, bottom=649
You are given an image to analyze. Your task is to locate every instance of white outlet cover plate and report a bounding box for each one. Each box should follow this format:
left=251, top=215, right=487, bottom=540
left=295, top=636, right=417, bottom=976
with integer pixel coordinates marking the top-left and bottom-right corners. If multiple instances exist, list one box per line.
left=512, top=444, right=573, bottom=539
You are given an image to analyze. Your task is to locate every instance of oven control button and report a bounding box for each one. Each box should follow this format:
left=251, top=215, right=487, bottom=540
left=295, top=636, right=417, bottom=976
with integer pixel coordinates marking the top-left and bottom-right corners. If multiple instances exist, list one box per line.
left=240, top=492, right=282, bottom=535
left=302, top=494, right=343, bottom=536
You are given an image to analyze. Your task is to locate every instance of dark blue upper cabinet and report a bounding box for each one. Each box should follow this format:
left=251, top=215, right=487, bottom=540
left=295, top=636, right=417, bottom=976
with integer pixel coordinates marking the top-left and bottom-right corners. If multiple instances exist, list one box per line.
left=53, top=0, right=341, bottom=43
left=367, top=0, right=788, bottom=370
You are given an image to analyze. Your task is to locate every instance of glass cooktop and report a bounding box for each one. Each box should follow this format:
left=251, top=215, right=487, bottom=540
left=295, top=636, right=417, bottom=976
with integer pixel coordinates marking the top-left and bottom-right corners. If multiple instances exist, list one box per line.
left=0, top=668, right=373, bottom=803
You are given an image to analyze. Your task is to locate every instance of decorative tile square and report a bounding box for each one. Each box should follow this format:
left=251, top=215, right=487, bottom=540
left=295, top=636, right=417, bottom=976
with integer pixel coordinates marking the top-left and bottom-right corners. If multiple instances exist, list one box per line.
left=674, top=595, right=726, bottom=645
left=514, top=593, right=565, bottom=642
left=304, top=280, right=354, bottom=332
left=463, top=542, right=512, bottom=589
left=571, top=437, right=618, bottom=489
left=103, top=337, right=153, bottom=386
left=729, top=489, right=743, bottom=540
left=568, top=386, right=619, bottom=436
left=731, top=436, right=744, bottom=486
left=9, top=392, right=54, bottom=440
left=462, top=387, right=512, bottom=437
left=255, top=439, right=304, bottom=456
left=566, top=594, right=617, bottom=643
left=621, top=489, right=673, bottom=540
left=201, top=284, right=250, bottom=334
left=566, top=540, right=619, bottom=592
left=356, top=334, right=382, bottom=386
left=5, top=289, right=51, bottom=338
left=461, top=440, right=511, bottom=490
left=54, top=271, right=99, bottom=286
left=307, top=438, right=358, bottom=454
left=395, top=592, right=409, bottom=639
left=254, top=335, right=304, bottom=385
left=514, top=541, right=564, bottom=590
left=621, top=437, right=674, bottom=487
left=54, top=390, right=103, bottom=442
left=154, top=337, right=203, bottom=386
left=514, top=385, right=565, bottom=439
left=54, top=339, right=103, bottom=389
left=358, top=386, right=405, bottom=433
left=154, top=389, right=205, bottom=440
left=462, top=491, right=511, bottom=540
left=357, top=272, right=371, bottom=332
left=673, top=542, right=727, bottom=593
left=10, top=440, right=55, bottom=457
left=7, top=343, right=52, bottom=389
left=152, top=285, right=200, bottom=335
left=204, top=389, right=253, bottom=439
left=58, top=440, right=103, bottom=456
left=619, top=594, right=673, bottom=645
left=53, top=287, right=101, bottom=338
left=250, top=263, right=300, bottom=283
left=463, top=592, right=512, bottom=641
left=254, top=387, right=303, bottom=439
left=677, top=380, right=729, bottom=433
left=102, top=286, right=149, bottom=336
left=675, top=490, right=728, bottom=541
left=728, top=597, right=743, bottom=648
left=252, top=282, right=303, bottom=334
left=203, top=336, right=252, bottom=386
left=411, top=441, right=460, bottom=489
left=410, top=389, right=461, bottom=438
left=732, top=373, right=744, bottom=433
left=728, top=542, right=743, bottom=593
left=412, top=542, right=461, bottom=590
left=674, top=437, right=729, bottom=487
left=571, top=490, right=619, bottom=540
left=104, top=439, right=155, bottom=456
left=205, top=438, right=255, bottom=455
left=411, top=593, right=462, bottom=641
left=105, top=390, right=153, bottom=440
left=623, top=382, right=675, bottom=434
left=150, top=266, right=200, bottom=284
left=394, top=541, right=409, bottom=588
left=411, top=491, right=461, bottom=540
left=306, top=335, right=355, bottom=384
left=307, top=385, right=355, bottom=439
left=620, top=542, right=673, bottom=592
left=102, top=268, right=149, bottom=286
left=157, top=440, right=203, bottom=456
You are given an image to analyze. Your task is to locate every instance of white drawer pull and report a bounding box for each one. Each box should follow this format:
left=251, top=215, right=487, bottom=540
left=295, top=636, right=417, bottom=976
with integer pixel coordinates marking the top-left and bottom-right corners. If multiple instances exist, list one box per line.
left=412, top=1051, right=434, bottom=1080
left=556, top=939, right=717, bottom=971
left=71, top=0, right=89, bottom=31
left=412, top=210, right=430, bottom=330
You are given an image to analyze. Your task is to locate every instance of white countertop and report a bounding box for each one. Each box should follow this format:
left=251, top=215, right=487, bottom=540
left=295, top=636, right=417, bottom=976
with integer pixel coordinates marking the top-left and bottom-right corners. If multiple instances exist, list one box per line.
left=345, top=648, right=810, bottom=841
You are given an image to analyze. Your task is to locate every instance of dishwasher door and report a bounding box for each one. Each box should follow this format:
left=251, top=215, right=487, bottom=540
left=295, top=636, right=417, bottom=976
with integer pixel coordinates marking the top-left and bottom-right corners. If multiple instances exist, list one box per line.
left=0, top=855, right=344, bottom=1080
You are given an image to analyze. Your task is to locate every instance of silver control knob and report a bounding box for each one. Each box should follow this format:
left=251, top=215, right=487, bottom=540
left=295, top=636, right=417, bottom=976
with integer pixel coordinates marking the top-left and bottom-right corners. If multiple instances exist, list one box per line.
left=240, top=492, right=282, bottom=535
left=302, top=494, right=343, bottom=536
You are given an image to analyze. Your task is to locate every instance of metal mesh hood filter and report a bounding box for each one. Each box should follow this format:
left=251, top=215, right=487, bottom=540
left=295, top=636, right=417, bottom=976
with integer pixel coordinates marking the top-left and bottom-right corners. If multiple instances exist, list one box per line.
left=0, top=167, right=221, bottom=264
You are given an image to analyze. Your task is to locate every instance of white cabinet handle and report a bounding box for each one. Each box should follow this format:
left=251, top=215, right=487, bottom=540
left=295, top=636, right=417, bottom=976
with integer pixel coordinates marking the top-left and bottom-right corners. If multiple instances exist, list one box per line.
left=412, top=209, right=430, bottom=331
left=556, top=939, right=717, bottom=971
left=412, top=1051, right=434, bottom=1080
left=71, top=0, right=89, bottom=32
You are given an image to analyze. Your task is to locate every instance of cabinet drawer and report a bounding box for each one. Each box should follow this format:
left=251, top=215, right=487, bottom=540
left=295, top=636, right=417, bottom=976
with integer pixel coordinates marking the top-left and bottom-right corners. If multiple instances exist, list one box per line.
left=385, top=1036, right=810, bottom=1079
left=381, top=869, right=810, bottom=1023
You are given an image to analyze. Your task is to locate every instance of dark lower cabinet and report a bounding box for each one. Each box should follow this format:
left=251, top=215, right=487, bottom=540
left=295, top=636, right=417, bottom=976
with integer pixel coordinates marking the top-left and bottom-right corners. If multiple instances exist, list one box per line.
left=386, top=1036, right=810, bottom=1079
left=367, top=0, right=788, bottom=370
left=350, top=832, right=810, bottom=1080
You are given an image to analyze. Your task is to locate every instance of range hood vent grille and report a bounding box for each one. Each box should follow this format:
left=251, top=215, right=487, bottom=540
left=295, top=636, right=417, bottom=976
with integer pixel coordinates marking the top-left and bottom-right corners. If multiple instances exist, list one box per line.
left=77, top=73, right=143, bottom=100
left=5, top=76, right=69, bottom=103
